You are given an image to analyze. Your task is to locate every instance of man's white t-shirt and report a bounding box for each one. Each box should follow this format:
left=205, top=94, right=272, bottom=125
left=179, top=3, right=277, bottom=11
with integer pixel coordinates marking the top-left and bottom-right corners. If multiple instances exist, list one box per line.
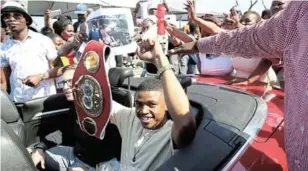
left=199, top=53, right=233, bottom=76
left=1, top=30, right=57, bottom=102
left=231, top=57, right=262, bottom=78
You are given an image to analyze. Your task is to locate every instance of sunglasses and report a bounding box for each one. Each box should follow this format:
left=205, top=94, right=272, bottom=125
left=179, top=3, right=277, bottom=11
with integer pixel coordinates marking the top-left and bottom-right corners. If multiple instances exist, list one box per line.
left=2, top=13, right=24, bottom=20
left=58, top=79, right=73, bottom=88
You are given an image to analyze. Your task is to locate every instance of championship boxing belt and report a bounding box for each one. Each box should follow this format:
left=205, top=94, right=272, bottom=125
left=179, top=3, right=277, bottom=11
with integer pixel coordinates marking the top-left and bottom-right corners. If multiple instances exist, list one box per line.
left=72, top=40, right=112, bottom=140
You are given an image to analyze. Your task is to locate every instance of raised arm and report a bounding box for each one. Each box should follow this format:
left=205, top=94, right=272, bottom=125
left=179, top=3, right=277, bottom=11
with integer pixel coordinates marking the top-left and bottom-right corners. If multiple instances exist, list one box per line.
left=44, top=9, right=53, bottom=30
left=138, top=39, right=196, bottom=148
left=192, top=17, right=221, bottom=35
left=166, top=24, right=195, bottom=43
left=57, top=33, right=85, bottom=56
left=158, top=44, right=196, bottom=148
left=133, top=1, right=141, bottom=25
left=185, top=0, right=221, bottom=35
left=170, top=2, right=303, bottom=60
left=196, top=13, right=286, bottom=60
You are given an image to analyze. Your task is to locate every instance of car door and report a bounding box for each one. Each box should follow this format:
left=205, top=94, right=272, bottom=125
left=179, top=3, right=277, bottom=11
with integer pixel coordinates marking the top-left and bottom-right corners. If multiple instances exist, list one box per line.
left=15, top=93, right=75, bottom=147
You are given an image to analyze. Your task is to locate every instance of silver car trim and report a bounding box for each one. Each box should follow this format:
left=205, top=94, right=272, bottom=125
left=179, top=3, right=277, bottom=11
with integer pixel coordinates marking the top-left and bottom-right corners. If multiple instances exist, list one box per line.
left=32, top=108, right=70, bottom=120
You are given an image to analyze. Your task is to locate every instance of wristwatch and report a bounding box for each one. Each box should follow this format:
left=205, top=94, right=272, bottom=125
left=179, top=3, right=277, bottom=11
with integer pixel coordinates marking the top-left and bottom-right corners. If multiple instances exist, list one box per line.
left=157, top=65, right=174, bottom=79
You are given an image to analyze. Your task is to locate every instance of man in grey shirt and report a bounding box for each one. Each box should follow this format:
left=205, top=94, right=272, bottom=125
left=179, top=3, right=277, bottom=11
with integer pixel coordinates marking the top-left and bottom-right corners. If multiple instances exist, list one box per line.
left=109, top=38, right=197, bottom=170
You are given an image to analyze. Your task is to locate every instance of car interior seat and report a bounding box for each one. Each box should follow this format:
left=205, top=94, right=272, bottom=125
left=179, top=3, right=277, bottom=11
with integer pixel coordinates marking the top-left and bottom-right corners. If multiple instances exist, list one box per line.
left=108, top=67, right=134, bottom=107
left=1, top=119, right=36, bottom=171
left=0, top=86, right=26, bottom=145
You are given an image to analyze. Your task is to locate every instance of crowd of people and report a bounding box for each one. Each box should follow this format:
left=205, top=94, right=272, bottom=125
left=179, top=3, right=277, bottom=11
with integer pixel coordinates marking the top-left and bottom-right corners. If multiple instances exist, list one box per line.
left=0, top=0, right=307, bottom=170
left=0, top=1, right=195, bottom=171
left=133, top=0, right=284, bottom=88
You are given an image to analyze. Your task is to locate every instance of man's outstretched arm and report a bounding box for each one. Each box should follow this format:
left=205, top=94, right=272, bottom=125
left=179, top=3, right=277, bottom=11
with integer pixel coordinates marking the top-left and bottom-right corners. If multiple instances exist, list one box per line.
left=170, top=2, right=306, bottom=61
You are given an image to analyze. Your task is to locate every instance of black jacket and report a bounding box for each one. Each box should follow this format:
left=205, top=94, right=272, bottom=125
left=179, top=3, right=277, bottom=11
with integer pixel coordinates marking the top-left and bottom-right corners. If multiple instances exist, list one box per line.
left=34, top=104, right=121, bottom=167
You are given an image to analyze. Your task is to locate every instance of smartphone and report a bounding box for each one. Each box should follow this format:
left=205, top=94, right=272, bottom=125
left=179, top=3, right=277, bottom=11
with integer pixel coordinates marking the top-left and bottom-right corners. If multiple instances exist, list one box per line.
left=49, top=9, right=61, bottom=18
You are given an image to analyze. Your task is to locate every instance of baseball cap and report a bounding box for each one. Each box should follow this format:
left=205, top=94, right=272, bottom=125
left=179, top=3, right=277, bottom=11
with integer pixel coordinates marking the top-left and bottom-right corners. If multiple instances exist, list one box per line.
left=75, top=3, right=88, bottom=15
left=1, top=1, right=33, bottom=25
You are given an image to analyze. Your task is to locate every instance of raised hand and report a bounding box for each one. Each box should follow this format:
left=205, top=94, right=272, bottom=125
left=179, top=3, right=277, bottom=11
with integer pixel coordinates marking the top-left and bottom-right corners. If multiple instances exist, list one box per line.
left=136, top=38, right=164, bottom=64
left=44, top=9, right=51, bottom=20
left=223, top=7, right=242, bottom=28
left=185, top=0, right=196, bottom=21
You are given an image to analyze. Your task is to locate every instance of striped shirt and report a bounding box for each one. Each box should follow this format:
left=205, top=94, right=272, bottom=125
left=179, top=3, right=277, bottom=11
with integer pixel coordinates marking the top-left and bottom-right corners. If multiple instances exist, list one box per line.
left=196, top=2, right=308, bottom=170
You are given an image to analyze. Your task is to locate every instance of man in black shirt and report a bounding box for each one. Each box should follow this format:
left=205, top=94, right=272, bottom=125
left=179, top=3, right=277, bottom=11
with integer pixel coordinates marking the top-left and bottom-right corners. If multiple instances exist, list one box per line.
left=31, top=65, right=121, bottom=171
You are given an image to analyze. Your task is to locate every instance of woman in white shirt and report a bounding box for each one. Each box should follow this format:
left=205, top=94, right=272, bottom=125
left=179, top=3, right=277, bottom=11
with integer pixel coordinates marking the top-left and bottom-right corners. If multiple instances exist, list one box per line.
left=185, top=4, right=279, bottom=86
left=230, top=57, right=278, bottom=86
left=226, top=11, right=279, bottom=86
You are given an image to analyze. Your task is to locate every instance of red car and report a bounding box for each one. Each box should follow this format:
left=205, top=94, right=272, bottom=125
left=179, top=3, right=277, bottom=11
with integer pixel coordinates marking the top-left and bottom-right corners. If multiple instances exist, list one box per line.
left=194, top=76, right=286, bottom=171
left=119, top=74, right=287, bottom=171
left=1, top=70, right=286, bottom=171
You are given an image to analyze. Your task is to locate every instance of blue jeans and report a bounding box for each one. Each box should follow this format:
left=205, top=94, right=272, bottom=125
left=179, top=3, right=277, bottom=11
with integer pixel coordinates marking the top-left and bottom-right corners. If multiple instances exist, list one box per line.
left=97, top=159, right=141, bottom=171
left=45, top=146, right=141, bottom=171
left=45, top=146, right=95, bottom=171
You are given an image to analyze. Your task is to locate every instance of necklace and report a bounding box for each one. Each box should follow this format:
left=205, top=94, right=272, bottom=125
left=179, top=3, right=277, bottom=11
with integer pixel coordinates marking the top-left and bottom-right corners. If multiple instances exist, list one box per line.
left=132, top=129, right=158, bottom=162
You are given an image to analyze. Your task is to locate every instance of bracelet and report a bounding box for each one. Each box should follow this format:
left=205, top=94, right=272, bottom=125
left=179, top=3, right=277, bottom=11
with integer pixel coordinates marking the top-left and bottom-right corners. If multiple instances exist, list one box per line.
left=40, top=73, right=45, bottom=81
left=40, top=72, right=48, bottom=81
left=157, top=65, right=174, bottom=79
left=33, top=144, right=47, bottom=152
